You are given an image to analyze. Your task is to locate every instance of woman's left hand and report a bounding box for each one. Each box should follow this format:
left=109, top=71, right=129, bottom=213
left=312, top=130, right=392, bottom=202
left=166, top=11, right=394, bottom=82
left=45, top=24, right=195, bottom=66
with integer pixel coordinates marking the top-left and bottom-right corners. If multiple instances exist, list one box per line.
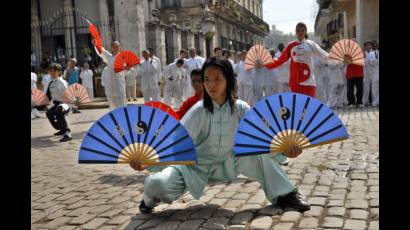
left=284, top=145, right=303, bottom=158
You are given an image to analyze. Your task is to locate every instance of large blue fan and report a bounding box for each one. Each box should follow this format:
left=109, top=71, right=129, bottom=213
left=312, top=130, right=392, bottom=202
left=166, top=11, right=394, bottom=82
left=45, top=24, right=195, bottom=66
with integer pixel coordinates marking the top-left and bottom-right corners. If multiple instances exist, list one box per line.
left=234, top=92, right=349, bottom=157
left=79, top=105, right=197, bottom=166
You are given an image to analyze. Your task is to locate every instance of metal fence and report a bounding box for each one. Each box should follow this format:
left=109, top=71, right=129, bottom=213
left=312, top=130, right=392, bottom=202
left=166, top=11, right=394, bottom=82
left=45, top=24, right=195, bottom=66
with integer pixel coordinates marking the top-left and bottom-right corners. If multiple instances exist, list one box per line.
left=31, top=7, right=119, bottom=73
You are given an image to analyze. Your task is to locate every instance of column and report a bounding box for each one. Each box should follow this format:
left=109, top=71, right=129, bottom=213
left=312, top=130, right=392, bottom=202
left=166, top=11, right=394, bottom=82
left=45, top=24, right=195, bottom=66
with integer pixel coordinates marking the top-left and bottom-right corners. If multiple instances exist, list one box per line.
left=31, top=0, right=42, bottom=68
left=115, top=0, right=146, bottom=55
left=148, top=22, right=166, bottom=67
left=173, top=26, right=182, bottom=58
left=343, top=11, right=348, bottom=39
left=64, top=0, right=77, bottom=58
left=199, top=34, right=207, bottom=58
left=186, top=30, right=195, bottom=49
left=356, top=0, right=363, bottom=45
left=99, top=0, right=111, bottom=48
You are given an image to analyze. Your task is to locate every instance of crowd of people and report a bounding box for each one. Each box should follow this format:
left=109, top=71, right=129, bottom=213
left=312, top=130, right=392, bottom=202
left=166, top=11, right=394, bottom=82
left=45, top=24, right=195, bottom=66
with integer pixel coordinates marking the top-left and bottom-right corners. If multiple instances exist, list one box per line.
left=31, top=22, right=379, bottom=216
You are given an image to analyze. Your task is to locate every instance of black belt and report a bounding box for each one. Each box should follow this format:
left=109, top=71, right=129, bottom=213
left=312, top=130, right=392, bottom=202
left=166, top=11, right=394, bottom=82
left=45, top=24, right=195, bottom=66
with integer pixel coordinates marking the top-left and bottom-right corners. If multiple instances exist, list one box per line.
left=53, top=101, right=63, bottom=106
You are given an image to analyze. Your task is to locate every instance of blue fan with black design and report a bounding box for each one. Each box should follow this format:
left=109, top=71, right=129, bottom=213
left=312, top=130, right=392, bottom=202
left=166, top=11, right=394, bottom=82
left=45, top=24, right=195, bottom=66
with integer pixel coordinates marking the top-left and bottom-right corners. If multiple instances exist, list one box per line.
left=78, top=105, right=197, bottom=166
left=234, top=92, right=349, bottom=157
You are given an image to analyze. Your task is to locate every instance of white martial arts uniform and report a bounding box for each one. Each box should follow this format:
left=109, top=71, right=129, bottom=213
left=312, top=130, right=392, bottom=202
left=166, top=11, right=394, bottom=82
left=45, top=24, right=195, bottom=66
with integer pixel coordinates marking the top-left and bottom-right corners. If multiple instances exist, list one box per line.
left=100, top=48, right=127, bottom=110
left=162, top=62, right=184, bottom=109
left=42, top=74, right=52, bottom=93
left=183, top=56, right=204, bottom=100
left=252, top=67, right=268, bottom=102
left=138, top=58, right=161, bottom=102
left=151, top=55, right=162, bottom=83
left=125, top=67, right=138, bottom=101
left=235, top=60, right=255, bottom=106
left=315, top=58, right=330, bottom=103
left=363, top=50, right=379, bottom=106
left=275, top=51, right=290, bottom=93
left=80, top=69, right=94, bottom=100
left=264, top=67, right=277, bottom=97
left=327, top=62, right=345, bottom=108
left=31, top=72, right=40, bottom=118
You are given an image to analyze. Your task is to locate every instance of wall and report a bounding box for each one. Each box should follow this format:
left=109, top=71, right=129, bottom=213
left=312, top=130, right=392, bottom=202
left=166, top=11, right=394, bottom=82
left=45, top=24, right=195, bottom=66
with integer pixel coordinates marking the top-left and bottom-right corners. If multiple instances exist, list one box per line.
left=39, top=0, right=64, bottom=21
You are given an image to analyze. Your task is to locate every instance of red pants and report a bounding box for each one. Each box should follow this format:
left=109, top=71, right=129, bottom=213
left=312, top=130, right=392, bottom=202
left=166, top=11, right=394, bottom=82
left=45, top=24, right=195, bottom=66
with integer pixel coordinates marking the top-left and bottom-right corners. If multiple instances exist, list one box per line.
left=290, top=84, right=316, bottom=98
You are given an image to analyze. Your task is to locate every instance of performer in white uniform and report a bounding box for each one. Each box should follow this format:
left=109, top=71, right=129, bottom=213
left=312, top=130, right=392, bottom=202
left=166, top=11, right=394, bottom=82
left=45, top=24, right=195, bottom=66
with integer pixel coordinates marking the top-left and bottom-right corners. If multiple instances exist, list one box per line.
left=42, top=69, right=52, bottom=93
left=363, top=41, right=379, bottom=106
left=183, top=48, right=204, bottom=100
left=138, top=50, right=161, bottom=103
left=148, top=48, right=162, bottom=84
left=327, top=62, right=345, bottom=108
left=125, top=66, right=138, bottom=101
left=99, top=41, right=127, bottom=110
left=235, top=50, right=255, bottom=105
left=162, top=59, right=185, bottom=109
left=31, top=72, right=41, bottom=119
left=79, top=63, right=94, bottom=100
left=275, top=44, right=290, bottom=93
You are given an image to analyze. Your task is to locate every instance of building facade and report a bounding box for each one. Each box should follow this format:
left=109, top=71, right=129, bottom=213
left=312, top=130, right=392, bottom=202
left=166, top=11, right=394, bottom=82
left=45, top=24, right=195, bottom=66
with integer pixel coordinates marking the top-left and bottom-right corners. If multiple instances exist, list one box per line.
left=31, top=0, right=269, bottom=69
left=314, top=0, right=379, bottom=48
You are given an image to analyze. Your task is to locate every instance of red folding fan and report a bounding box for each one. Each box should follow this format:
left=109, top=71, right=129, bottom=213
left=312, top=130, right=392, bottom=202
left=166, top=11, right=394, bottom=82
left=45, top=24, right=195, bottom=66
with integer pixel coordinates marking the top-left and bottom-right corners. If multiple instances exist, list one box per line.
left=87, top=20, right=103, bottom=54
left=144, top=101, right=180, bottom=120
left=114, top=50, right=141, bottom=73
left=63, top=83, right=91, bottom=105
left=31, top=88, right=49, bottom=107
left=245, top=44, right=274, bottom=71
left=329, top=39, right=364, bottom=66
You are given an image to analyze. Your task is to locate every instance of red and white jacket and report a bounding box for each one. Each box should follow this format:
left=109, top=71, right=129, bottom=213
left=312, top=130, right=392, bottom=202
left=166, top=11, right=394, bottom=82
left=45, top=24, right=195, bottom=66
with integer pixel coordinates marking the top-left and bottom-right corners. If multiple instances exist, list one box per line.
left=265, top=39, right=330, bottom=87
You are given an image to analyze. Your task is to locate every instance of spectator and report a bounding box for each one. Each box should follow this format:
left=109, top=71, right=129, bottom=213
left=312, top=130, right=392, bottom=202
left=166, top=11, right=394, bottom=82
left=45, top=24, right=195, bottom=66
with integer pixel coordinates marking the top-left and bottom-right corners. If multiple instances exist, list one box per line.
left=80, top=63, right=94, bottom=101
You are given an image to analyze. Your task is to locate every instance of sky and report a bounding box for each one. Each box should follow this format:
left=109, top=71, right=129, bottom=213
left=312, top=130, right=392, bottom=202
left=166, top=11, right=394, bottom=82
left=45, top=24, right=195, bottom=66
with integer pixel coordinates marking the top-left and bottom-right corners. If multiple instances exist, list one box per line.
left=263, top=0, right=319, bottom=34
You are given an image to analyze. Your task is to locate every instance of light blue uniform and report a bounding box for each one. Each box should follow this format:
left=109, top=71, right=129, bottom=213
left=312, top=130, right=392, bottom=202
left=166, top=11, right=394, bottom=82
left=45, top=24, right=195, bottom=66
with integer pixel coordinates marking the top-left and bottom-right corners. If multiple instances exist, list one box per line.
left=142, top=99, right=295, bottom=207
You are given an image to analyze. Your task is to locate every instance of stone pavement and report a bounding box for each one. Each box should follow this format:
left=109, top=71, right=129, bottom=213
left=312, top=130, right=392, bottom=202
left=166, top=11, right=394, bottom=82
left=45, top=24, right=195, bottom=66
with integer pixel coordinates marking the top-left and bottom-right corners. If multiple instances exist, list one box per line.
left=31, top=104, right=379, bottom=230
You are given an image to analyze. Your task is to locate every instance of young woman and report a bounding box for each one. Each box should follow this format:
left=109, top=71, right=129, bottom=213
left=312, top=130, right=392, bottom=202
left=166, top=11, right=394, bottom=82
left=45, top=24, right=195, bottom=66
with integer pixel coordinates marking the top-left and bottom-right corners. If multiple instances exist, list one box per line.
left=130, top=57, right=310, bottom=214
left=265, top=22, right=333, bottom=98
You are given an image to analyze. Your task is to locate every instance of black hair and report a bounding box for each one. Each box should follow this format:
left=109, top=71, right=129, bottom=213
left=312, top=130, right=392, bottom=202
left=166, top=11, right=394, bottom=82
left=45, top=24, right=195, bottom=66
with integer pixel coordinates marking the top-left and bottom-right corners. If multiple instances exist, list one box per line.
left=176, top=59, right=184, bottom=65
left=49, top=63, right=62, bottom=71
left=148, top=47, right=155, bottom=53
left=296, top=22, right=308, bottom=39
left=201, top=57, right=237, bottom=114
left=179, top=49, right=187, bottom=54
left=214, top=47, right=222, bottom=53
left=222, top=49, right=230, bottom=57
left=277, top=43, right=285, bottom=51
left=190, top=69, right=202, bottom=78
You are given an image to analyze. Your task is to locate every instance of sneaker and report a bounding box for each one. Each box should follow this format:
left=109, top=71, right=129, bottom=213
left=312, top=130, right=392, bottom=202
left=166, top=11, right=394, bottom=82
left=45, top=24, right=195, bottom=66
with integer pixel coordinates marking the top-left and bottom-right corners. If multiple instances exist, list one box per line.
left=54, top=130, right=65, bottom=136
left=59, top=135, right=72, bottom=142
left=358, top=104, right=365, bottom=108
left=347, top=104, right=356, bottom=109
left=139, top=200, right=153, bottom=214
left=277, top=191, right=310, bottom=212
left=73, top=110, right=81, bottom=114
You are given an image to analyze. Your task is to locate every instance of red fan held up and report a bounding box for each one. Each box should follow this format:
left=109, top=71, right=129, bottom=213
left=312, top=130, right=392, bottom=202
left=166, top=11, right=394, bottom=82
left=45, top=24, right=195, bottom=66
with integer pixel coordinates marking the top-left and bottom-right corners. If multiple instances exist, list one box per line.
left=88, top=22, right=103, bottom=54
left=144, top=101, right=180, bottom=121
left=114, top=50, right=141, bottom=73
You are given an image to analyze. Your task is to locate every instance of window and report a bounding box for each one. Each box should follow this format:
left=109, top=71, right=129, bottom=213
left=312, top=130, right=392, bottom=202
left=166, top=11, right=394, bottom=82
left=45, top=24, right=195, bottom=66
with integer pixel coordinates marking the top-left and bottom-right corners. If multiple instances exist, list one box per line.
left=161, top=0, right=181, bottom=8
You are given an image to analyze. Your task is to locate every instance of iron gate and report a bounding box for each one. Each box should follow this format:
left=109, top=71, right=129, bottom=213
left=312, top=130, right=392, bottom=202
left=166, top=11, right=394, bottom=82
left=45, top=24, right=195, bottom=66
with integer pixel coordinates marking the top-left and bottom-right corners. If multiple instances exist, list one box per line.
left=31, top=7, right=119, bottom=73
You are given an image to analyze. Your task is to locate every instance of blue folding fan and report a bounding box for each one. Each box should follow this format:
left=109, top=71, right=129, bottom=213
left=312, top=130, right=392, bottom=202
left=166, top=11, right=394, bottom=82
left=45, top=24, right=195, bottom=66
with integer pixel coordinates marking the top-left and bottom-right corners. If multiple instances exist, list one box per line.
left=234, top=92, right=349, bottom=157
left=79, top=105, right=197, bottom=166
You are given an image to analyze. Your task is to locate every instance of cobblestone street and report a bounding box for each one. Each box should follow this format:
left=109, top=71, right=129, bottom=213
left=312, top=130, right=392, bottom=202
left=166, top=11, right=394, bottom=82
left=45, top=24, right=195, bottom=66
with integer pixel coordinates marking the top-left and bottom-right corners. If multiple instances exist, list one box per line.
left=31, top=105, right=379, bottom=230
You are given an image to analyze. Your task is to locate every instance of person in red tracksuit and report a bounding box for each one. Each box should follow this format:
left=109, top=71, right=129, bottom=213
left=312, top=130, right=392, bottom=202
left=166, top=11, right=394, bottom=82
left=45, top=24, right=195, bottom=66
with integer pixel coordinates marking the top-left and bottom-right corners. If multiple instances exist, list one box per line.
left=264, top=22, right=334, bottom=98
left=176, top=69, right=204, bottom=118
left=346, top=63, right=365, bottom=108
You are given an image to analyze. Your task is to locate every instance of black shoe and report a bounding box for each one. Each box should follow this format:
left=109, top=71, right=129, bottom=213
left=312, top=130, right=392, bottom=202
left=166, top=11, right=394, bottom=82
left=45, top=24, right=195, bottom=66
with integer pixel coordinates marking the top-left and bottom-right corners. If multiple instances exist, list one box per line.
left=54, top=130, right=65, bottom=136
left=59, top=135, right=72, bottom=142
left=139, top=200, right=153, bottom=214
left=73, top=110, right=81, bottom=113
left=277, top=191, right=310, bottom=212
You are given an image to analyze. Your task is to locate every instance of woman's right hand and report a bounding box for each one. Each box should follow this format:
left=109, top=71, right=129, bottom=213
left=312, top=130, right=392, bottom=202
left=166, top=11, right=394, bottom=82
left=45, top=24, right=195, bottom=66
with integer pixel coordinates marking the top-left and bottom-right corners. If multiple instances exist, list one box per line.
left=129, top=158, right=146, bottom=171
